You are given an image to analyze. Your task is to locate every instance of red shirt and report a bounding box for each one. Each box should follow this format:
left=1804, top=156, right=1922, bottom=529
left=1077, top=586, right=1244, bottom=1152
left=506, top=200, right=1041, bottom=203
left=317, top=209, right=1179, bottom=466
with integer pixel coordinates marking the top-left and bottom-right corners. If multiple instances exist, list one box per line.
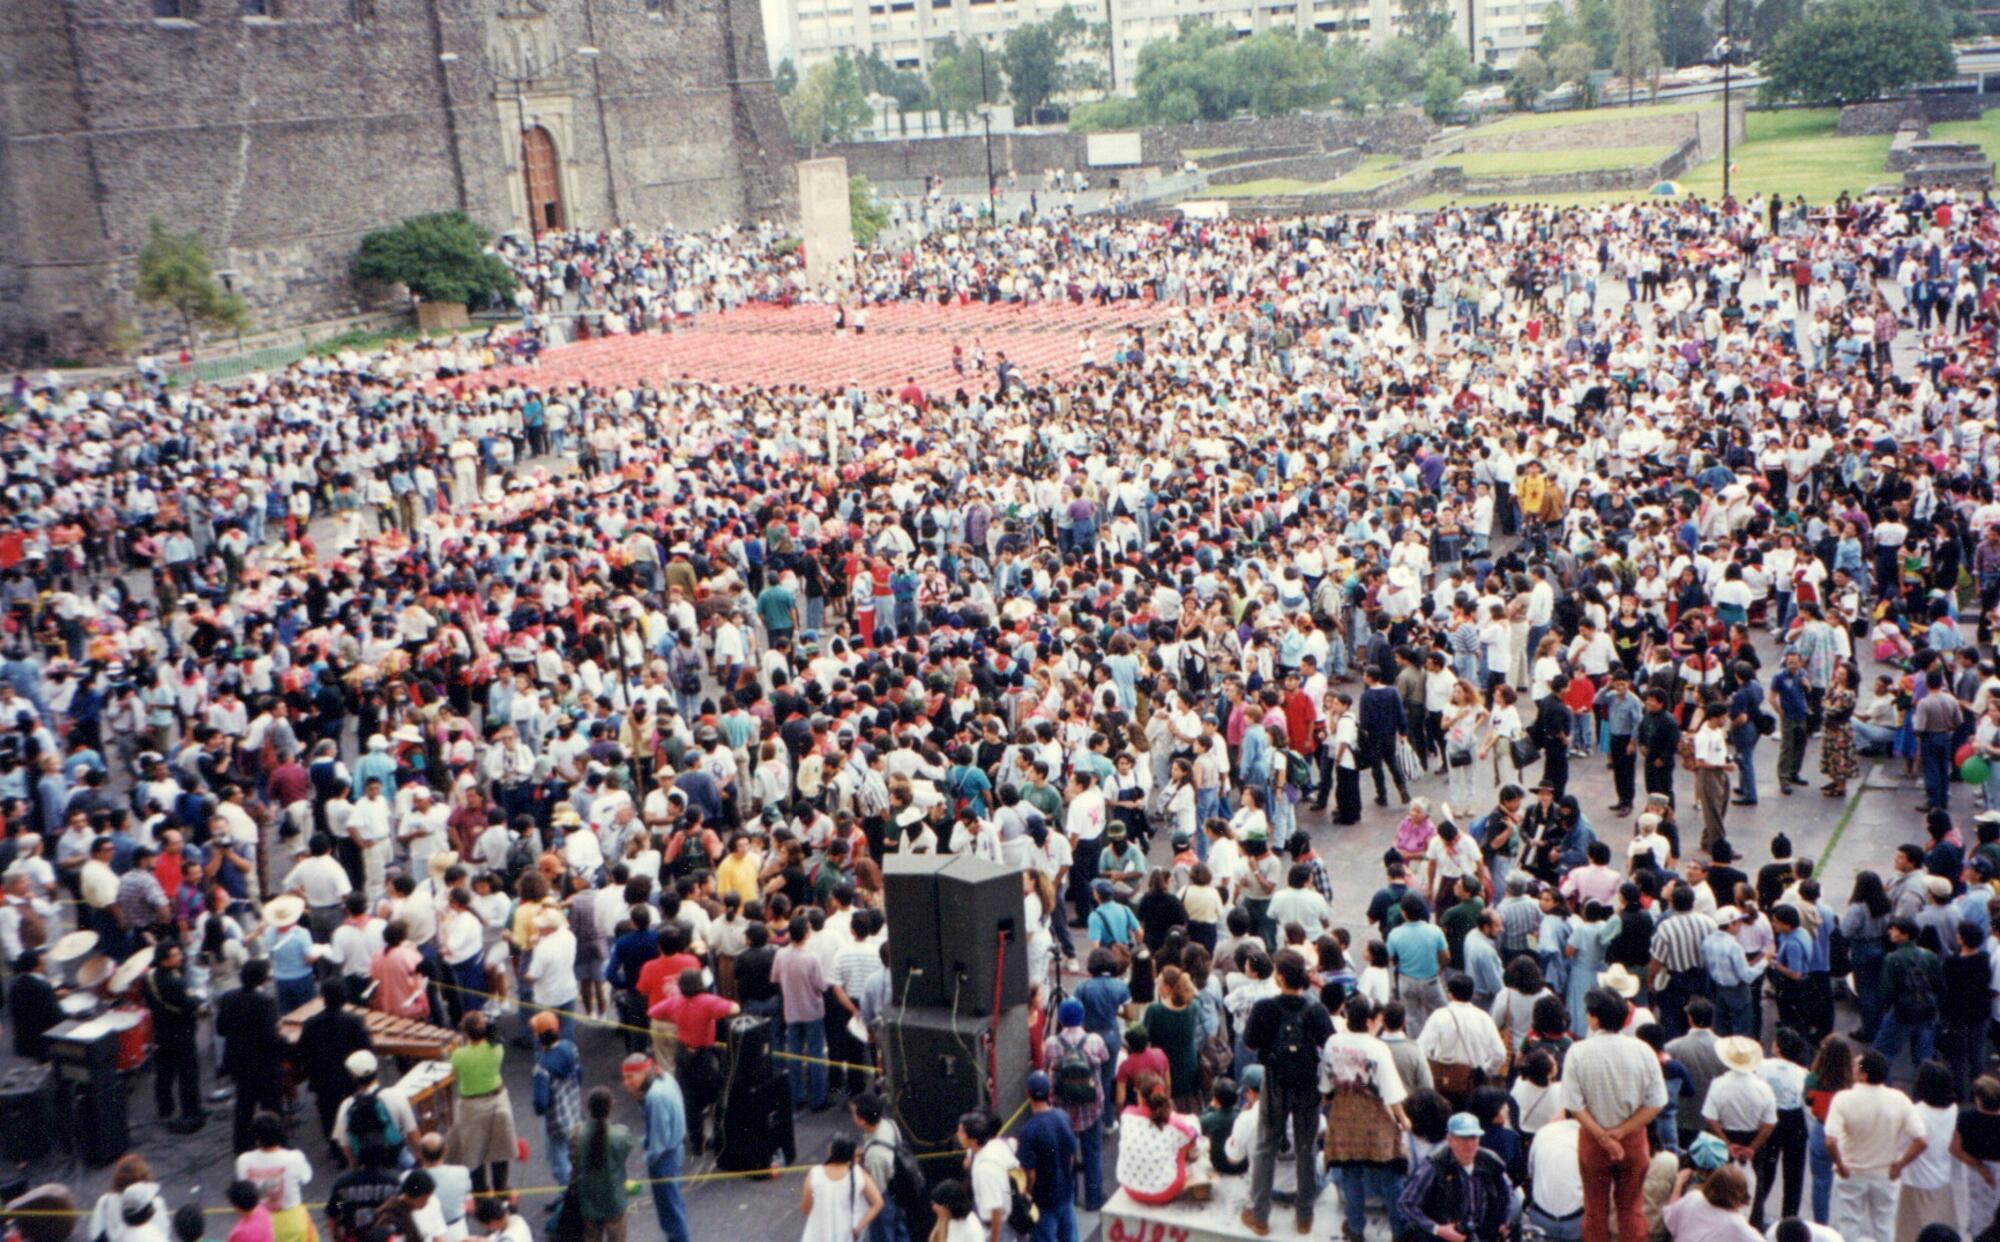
left=648, top=990, right=737, bottom=1048
left=1114, top=1047, right=1170, bottom=1100
left=637, top=952, right=702, bottom=1008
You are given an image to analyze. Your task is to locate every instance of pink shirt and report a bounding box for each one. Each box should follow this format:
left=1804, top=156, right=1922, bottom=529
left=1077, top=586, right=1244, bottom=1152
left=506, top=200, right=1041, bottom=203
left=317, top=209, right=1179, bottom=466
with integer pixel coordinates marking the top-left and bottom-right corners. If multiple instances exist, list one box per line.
left=1561, top=864, right=1622, bottom=907
left=229, top=1206, right=275, bottom=1242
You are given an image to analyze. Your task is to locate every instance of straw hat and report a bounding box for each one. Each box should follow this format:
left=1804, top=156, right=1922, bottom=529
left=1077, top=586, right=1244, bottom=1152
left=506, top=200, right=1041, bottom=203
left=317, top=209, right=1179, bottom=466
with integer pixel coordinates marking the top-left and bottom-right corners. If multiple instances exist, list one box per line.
left=1717, top=1036, right=1764, bottom=1073
left=75, top=956, right=112, bottom=990
left=427, top=851, right=461, bottom=879
left=264, top=894, right=306, bottom=928
left=1599, top=964, right=1642, bottom=999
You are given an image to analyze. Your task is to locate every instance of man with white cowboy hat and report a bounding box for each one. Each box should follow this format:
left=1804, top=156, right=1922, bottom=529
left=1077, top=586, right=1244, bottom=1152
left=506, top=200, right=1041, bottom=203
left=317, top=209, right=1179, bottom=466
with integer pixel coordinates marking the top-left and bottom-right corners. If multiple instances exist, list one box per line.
left=1702, top=1035, right=1776, bottom=1171
left=261, top=894, right=319, bottom=1012
left=397, top=783, right=449, bottom=879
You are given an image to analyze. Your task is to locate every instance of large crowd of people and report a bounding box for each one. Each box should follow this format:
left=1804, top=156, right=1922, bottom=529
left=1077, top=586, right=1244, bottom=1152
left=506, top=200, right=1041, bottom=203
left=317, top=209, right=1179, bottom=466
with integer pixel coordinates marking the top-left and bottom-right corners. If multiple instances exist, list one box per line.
left=0, top=179, right=1998, bottom=1242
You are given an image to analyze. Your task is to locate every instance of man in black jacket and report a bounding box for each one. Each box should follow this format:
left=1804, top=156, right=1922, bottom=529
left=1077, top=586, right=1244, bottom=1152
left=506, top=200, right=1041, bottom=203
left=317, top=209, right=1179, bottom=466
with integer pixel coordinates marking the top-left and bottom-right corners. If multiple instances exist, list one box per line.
left=298, top=977, right=375, bottom=1159
left=1396, top=1112, right=1518, bottom=1241
left=215, top=958, right=284, bottom=1153
left=7, top=946, right=62, bottom=1059
left=1239, top=949, right=1335, bottom=1238
left=1357, top=667, right=1410, bottom=808
left=143, top=941, right=205, bottom=1133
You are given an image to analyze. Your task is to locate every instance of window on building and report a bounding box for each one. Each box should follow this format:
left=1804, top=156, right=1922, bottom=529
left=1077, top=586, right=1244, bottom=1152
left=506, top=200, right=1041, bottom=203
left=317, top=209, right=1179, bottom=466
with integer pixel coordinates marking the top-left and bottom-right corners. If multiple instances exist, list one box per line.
left=153, top=0, right=184, bottom=16
left=241, top=0, right=271, bottom=15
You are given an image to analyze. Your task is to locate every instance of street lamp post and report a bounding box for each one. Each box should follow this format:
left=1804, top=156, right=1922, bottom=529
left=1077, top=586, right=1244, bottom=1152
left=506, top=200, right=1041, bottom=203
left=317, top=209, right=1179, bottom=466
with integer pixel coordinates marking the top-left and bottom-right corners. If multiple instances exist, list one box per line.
left=1720, top=0, right=1732, bottom=201
left=979, top=102, right=998, bottom=224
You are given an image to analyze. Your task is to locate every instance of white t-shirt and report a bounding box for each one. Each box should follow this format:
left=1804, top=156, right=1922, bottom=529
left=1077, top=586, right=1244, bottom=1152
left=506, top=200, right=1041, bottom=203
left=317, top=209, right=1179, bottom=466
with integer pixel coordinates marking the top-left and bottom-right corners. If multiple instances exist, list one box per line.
left=1527, top=1120, right=1584, bottom=1218
left=235, top=1147, right=314, bottom=1211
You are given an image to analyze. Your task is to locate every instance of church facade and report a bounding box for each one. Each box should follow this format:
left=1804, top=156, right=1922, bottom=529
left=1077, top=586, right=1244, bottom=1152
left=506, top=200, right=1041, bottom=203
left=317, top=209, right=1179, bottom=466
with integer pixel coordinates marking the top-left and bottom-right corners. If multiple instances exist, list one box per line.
left=0, top=0, right=797, bottom=362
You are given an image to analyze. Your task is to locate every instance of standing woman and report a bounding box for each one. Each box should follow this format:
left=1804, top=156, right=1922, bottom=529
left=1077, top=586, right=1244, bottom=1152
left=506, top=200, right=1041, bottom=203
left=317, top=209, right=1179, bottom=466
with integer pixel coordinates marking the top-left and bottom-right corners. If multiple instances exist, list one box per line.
left=1750, top=1026, right=1811, bottom=1230
left=1481, top=683, right=1524, bottom=792
left=1819, top=660, right=1860, bottom=798
left=1441, top=679, right=1488, bottom=810
left=447, top=1011, right=518, bottom=1194
left=800, top=1135, right=881, bottom=1242
left=1839, top=872, right=1893, bottom=1043
left=1143, top=966, right=1203, bottom=1113
left=1802, top=1035, right=1855, bottom=1226
left=1328, top=692, right=1362, bottom=826
left=569, top=1087, right=631, bottom=1242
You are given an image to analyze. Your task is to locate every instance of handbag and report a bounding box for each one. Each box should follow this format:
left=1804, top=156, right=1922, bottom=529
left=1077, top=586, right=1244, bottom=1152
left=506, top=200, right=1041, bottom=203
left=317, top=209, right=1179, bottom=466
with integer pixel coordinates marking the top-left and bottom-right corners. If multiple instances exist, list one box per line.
left=1510, top=737, right=1539, bottom=770
left=1448, top=747, right=1473, bottom=768
left=1426, top=1008, right=1483, bottom=1107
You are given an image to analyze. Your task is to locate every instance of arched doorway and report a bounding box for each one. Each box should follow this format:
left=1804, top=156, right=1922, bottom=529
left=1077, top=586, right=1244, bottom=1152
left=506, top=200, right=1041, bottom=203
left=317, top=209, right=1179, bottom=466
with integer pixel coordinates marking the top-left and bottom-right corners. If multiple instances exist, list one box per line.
left=521, top=125, right=564, bottom=232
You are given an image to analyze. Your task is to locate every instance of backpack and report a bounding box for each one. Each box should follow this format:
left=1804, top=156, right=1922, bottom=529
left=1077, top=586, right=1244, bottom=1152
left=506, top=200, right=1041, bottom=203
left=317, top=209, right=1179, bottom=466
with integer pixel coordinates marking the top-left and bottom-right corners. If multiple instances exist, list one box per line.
left=1893, top=954, right=1939, bottom=1022
left=504, top=833, right=539, bottom=886
left=673, top=652, right=702, bottom=695
left=865, top=1135, right=931, bottom=1225
left=1267, top=1000, right=1320, bottom=1088
left=1283, top=748, right=1313, bottom=790
left=345, top=1088, right=403, bottom=1162
left=1053, top=1032, right=1100, bottom=1106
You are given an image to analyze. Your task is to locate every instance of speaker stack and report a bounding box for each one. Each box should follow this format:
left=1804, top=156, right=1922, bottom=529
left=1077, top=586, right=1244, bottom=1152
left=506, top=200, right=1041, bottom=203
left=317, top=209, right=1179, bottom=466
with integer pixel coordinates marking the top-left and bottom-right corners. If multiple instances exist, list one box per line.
left=880, top=855, right=1030, bottom=1167
left=47, top=1017, right=127, bottom=1167
left=715, top=1014, right=796, bottom=1174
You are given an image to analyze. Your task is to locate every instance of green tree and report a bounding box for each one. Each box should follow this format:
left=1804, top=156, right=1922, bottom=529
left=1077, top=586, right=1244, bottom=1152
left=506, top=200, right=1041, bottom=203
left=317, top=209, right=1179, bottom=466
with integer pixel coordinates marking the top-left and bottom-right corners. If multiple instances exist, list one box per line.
left=1540, top=0, right=1616, bottom=66
left=1746, top=0, right=1802, bottom=56
left=1398, top=0, right=1456, bottom=48
left=1506, top=48, right=1550, bottom=108
left=1133, top=20, right=1236, bottom=121
left=782, top=55, right=874, bottom=145
left=1067, top=96, right=1150, bottom=129
left=848, top=175, right=891, bottom=245
left=1363, top=35, right=1428, bottom=104
left=1002, top=22, right=1067, bottom=122
left=1653, top=0, right=1710, bottom=68
left=856, top=49, right=932, bottom=115
left=136, top=218, right=251, bottom=352
left=929, top=36, right=1004, bottom=128
left=352, top=211, right=516, bottom=309
left=1328, top=37, right=1382, bottom=112
left=774, top=57, right=798, bottom=97
left=1758, top=0, right=1954, bottom=102
left=1550, top=39, right=1597, bottom=106
left=1232, top=30, right=1338, bottom=117
left=1613, top=0, right=1662, bottom=102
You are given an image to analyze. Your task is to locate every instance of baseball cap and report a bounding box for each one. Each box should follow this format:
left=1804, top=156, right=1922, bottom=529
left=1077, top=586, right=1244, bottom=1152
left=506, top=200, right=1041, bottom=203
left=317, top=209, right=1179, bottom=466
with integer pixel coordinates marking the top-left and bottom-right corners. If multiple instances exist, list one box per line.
left=1447, top=1113, right=1483, bottom=1139
left=1239, top=1065, right=1265, bottom=1092
left=1058, top=999, right=1084, bottom=1028
left=530, top=1010, right=562, bottom=1036
left=1026, top=1071, right=1053, bottom=1101
left=345, top=1050, right=378, bottom=1078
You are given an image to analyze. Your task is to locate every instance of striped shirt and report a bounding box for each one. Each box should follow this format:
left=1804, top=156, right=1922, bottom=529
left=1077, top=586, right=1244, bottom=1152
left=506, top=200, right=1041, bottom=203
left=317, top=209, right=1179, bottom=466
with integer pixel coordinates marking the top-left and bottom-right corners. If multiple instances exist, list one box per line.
left=1650, top=911, right=1716, bottom=974
left=1560, top=1031, right=1669, bottom=1127
left=1497, top=895, right=1541, bottom=953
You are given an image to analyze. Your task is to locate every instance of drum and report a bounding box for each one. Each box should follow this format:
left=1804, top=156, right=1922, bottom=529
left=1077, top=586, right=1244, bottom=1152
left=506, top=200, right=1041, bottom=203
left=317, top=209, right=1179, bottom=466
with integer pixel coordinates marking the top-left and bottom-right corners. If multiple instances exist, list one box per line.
left=47, top=932, right=97, bottom=989
left=101, top=1006, right=152, bottom=1073
left=58, top=992, right=98, bottom=1020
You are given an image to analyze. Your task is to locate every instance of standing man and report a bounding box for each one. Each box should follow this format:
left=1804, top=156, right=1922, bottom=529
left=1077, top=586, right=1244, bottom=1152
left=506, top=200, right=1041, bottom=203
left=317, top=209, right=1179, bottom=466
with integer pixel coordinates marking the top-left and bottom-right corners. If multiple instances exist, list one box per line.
left=1647, top=884, right=1716, bottom=1040
left=1357, top=667, right=1411, bottom=807
left=622, top=1054, right=691, bottom=1242
left=1824, top=1049, right=1925, bottom=1242
left=1601, top=672, right=1642, bottom=817
left=1636, top=688, right=1680, bottom=808
left=1014, top=1072, right=1079, bottom=1242
left=1239, top=949, right=1335, bottom=1238
left=215, top=958, right=283, bottom=1153
left=1692, top=705, right=1734, bottom=853
left=1912, top=667, right=1965, bottom=813
left=1769, top=653, right=1812, bottom=796
left=1559, top=987, right=1667, bottom=1242
left=144, top=940, right=206, bottom=1134
left=773, top=914, right=828, bottom=1112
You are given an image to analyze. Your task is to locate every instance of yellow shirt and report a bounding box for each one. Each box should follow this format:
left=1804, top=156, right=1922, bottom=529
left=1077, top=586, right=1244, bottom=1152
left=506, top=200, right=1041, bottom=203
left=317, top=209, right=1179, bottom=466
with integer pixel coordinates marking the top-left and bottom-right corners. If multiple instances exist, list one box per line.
left=716, top=853, right=761, bottom=905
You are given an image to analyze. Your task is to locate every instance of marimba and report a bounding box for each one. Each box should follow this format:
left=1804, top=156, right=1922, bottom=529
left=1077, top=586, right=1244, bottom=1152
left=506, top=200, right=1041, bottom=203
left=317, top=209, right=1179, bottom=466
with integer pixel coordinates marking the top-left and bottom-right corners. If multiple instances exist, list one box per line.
left=278, top=999, right=459, bottom=1061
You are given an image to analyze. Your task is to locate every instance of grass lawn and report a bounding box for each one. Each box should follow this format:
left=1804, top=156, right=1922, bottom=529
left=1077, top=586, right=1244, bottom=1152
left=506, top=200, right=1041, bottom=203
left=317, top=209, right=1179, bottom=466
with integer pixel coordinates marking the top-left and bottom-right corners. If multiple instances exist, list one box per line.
left=1206, top=177, right=1313, bottom=198
left=1455, top=145, right=1673, bottom=177
left=1474, top=99, right=1706, bottom=136
left=1676, top=108, right=1893, bottom=203
left=1928, top=112, right=2000, bottom=166
left=1319, top=154, right=1405, bottom=191
left=1411, top=109, right=1896, bottom=208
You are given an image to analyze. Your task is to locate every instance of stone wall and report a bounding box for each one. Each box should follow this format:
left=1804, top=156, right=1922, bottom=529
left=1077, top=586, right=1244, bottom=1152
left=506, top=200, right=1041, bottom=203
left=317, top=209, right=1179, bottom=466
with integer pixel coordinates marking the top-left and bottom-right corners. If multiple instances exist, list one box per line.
left=1887, top=130, right=1987, bottom=172
left=1208, top=148, right=1362, bottom=187
left=1452, top=99, right=1742, bottom=160
left=818, top=109, right=1435, bottom=184
left=1457, top=135, right=1698, bottom=197
left=1839, top=93, right=1994, bottom=137
left=0, top=0, right=797, bottom=363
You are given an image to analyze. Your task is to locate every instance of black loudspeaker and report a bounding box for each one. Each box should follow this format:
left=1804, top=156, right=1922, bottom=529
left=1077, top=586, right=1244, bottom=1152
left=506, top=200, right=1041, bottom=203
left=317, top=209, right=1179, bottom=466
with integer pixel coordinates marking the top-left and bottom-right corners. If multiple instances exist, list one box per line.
left=0, top=1064, right=53, bottom=1163
left=723, top=1014, right=772, bottom=1083
left=881, top=1003, right=1029, bottom=1160
left=47, top=1020, right=125, bottom=1167
left=935, top=855, right=1028, bottom=1015
left=716, top=1075, right=795, bottom=1173
left=883, top=854, right=953, bottom=1007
